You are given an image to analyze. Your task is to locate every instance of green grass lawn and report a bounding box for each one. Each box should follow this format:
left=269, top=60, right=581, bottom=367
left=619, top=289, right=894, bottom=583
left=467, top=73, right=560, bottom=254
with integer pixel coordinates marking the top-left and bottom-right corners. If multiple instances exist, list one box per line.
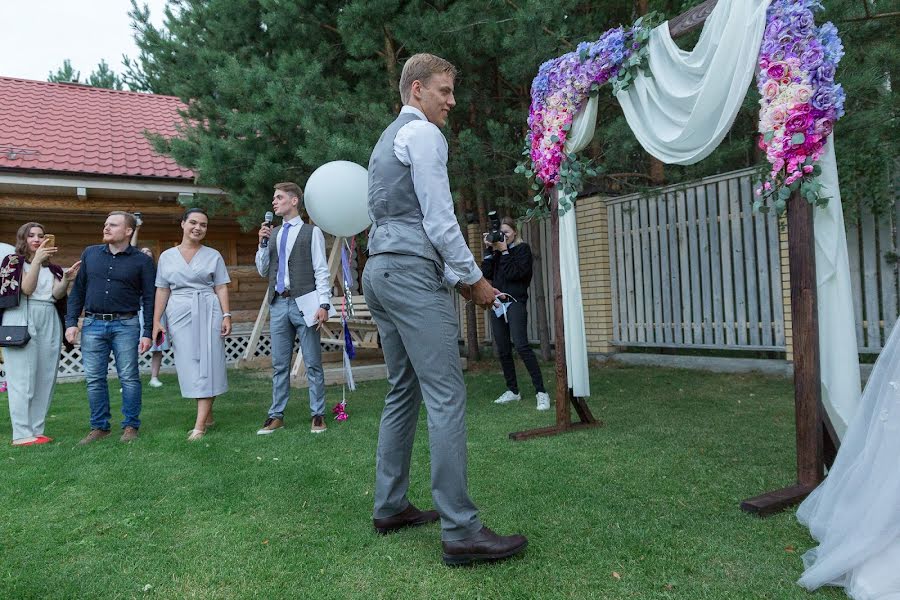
left=0, top=362, right=841, bottom=599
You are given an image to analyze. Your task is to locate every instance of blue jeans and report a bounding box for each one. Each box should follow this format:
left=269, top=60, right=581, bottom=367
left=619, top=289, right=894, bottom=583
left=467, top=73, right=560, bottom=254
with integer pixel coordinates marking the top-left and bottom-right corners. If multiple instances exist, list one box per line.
left=268, top=296, right=325, bottom=419
left=81, top=316, right=142, bottom=430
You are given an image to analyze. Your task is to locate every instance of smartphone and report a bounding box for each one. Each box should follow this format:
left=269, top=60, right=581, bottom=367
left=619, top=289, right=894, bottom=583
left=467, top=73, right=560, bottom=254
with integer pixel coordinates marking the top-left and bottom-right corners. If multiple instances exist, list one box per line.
left=155, top=331, right=165, bottom=346
left=44, top=234, right=56, bottom=247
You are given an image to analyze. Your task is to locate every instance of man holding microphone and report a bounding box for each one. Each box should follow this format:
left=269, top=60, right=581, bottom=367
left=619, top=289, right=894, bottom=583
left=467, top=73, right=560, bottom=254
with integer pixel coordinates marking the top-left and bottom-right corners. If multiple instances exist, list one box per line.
left=363, top=53, right=527, bottom=565
left=256, top=182, right=332, bottom=435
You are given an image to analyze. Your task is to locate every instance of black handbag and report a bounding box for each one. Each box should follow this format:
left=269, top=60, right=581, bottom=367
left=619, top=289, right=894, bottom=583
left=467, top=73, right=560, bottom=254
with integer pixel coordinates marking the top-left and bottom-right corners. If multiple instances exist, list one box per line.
left=0, top=297, right=30, bottom=347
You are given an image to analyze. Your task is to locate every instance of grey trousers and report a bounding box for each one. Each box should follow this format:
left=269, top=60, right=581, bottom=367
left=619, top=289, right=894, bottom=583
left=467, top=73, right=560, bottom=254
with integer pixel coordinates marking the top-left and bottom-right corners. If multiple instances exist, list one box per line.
left=267, top=295, right=325, bottom=418
left=363, top=253, right=482, bottom=541
left=3, top=299, right=61, bottom=441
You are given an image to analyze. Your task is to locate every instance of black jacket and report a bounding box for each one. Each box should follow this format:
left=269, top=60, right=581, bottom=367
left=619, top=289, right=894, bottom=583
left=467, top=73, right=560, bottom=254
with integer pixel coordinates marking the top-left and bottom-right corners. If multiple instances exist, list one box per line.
left=480, top=242, right=534, bottom=303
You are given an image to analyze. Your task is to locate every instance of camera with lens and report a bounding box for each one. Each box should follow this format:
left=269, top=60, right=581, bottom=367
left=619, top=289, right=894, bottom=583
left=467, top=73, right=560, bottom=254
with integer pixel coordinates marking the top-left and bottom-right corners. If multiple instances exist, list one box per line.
left=485, top=210, right=505, bottom=243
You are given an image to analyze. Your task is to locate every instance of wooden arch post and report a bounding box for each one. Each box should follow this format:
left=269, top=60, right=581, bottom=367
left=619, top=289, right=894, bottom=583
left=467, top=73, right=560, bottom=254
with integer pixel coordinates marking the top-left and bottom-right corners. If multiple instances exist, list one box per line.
left=510, top=189, right=601, bottom=441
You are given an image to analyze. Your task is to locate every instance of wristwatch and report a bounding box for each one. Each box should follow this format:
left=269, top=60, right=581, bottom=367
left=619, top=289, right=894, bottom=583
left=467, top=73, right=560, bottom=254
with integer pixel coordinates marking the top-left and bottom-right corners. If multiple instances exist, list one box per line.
left=454, top=280, right=464, bottom=292
left=319, top=303, right=331, bottom=310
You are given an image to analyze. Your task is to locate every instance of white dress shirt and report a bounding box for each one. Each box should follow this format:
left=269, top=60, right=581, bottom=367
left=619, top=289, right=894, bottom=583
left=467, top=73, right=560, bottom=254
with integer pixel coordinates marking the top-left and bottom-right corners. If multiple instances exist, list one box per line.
left=393, top=105, right=481, bottom=286
left=255, top=216, right=332, bottom=305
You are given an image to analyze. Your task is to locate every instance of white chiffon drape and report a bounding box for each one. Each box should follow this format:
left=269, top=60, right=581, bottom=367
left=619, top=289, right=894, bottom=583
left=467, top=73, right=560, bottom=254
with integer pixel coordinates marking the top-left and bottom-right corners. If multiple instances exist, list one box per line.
left=796, top=321, right=900, bottom=599
left=562, top=0, right=860, bottom=433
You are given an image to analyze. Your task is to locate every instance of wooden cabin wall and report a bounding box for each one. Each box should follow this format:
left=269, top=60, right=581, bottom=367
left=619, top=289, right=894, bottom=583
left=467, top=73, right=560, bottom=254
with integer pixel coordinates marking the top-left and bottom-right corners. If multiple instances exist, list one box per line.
left=0, top=192, right=266, bottom=323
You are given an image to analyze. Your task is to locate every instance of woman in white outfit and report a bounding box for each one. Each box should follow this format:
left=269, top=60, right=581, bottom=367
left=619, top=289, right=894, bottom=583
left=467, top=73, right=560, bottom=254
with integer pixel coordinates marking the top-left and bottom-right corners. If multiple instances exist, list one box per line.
left=153, top=209, right=231, bottom=441
left=0, top=223, right=80, bottom=445
left=797, top=321, right=900, bottom=599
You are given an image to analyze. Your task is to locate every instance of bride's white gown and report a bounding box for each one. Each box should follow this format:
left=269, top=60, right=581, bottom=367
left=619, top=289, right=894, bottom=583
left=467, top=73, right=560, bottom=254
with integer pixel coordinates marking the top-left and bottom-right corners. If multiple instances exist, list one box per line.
left=797, top=322, right=900, bottom=599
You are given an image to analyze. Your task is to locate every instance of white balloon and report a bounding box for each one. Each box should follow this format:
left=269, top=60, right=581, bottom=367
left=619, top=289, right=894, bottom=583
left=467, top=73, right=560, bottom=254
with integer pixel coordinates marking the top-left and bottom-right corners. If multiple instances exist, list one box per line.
left=304, top=161, right=371, bottom=237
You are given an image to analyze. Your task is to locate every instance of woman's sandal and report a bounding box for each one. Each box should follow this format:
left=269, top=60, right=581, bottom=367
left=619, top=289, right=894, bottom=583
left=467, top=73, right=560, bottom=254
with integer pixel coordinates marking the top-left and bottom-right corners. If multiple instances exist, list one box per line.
left=187, top=429, right=205, bottom=442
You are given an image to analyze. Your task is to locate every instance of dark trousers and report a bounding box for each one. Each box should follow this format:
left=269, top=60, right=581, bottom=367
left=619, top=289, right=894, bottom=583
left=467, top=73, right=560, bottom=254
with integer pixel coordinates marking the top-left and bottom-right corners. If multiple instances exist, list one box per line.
left=490, top=300, right=545, bottom=395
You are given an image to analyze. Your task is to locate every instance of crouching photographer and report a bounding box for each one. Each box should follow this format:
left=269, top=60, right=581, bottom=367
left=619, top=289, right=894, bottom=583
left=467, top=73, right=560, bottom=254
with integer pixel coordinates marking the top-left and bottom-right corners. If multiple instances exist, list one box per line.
left=481, top=213, right=550, bottom=411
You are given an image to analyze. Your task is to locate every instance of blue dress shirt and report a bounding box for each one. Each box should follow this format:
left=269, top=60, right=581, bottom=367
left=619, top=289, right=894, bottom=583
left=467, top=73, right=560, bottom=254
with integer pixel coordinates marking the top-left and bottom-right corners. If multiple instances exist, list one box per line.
left=65, top=244, right=156, bottom=338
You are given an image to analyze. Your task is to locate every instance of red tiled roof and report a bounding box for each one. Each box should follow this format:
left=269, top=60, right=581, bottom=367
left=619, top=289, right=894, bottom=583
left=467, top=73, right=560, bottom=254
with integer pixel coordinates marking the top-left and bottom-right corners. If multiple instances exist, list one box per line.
left=0, top=76, right=194, bottom=180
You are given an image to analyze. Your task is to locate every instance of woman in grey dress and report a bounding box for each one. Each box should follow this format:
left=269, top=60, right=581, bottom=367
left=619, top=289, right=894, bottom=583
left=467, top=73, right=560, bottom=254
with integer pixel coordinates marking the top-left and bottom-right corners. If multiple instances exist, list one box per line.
left=152, top=208, right=232, bottom=441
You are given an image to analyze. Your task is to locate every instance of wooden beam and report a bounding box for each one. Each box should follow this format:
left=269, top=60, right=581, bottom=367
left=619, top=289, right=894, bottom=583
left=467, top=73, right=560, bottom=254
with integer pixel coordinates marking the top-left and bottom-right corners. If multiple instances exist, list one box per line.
left=668, top=0, right=718, bottom=39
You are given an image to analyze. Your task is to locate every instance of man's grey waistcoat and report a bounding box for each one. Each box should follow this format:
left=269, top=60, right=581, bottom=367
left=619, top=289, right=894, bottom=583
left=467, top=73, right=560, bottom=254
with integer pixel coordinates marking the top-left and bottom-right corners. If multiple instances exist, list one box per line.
left=366, top=112, right=442, bottom=267
left=267, top=222, right=316, bottom=303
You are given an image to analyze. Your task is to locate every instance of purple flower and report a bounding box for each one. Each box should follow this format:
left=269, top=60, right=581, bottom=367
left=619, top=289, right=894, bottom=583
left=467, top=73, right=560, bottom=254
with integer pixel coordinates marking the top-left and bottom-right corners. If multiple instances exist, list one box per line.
left=767, top=62, right=790, bottom=79
left=815, top=62, right=835, bottom=83
left=811, top=85, right=836, bottom=111
left=786, top=111, right=814, bottom=132
left=800, top=41, right=825, bottom=70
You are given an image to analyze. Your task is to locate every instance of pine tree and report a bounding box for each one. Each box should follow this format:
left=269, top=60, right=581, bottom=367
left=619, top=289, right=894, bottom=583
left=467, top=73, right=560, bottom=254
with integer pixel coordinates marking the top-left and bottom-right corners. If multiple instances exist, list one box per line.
left=47, top=59, right=80, bottom=84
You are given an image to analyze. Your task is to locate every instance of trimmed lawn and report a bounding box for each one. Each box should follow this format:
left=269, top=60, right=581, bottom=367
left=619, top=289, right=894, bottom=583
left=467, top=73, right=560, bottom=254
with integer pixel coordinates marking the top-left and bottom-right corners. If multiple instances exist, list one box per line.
left=0, top=363, right=840, bottom=599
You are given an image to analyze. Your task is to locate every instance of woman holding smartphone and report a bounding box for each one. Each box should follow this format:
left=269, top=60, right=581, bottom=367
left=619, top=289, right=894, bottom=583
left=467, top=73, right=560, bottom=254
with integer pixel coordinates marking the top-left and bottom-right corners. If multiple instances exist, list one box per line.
left=0, top=222, right=80, bottom=445
left=152, top=208, right=231, bottom=441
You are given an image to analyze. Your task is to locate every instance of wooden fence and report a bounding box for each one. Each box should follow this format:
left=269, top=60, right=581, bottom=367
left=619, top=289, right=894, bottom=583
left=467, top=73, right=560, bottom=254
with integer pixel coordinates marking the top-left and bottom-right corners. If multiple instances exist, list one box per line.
left=480, top=166, right=897, bottom=356
left=607, top=168, right=786, bottom=351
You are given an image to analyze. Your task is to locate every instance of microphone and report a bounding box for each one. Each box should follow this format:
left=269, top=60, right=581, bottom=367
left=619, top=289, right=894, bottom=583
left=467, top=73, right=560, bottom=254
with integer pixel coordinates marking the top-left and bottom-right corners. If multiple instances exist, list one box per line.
left=260, top=211, right=274, bottom=247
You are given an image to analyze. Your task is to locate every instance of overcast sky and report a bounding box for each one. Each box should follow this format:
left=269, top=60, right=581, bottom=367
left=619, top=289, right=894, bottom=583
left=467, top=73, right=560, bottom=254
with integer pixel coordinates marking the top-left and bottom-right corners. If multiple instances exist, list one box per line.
left=0, top=0, right=169, bottom=83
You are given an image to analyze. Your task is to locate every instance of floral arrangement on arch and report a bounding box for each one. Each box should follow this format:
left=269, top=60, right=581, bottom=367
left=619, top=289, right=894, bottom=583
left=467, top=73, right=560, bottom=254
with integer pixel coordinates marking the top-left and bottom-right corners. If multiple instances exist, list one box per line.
left=516, top=14, right=659, bottom=218
left=754, top=0, right=845, bottom=213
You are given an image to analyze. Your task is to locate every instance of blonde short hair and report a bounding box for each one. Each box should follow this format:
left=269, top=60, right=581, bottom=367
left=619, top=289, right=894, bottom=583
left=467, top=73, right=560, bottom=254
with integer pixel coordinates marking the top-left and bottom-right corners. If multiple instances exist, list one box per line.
left=399, top=53, right=458, bottom=104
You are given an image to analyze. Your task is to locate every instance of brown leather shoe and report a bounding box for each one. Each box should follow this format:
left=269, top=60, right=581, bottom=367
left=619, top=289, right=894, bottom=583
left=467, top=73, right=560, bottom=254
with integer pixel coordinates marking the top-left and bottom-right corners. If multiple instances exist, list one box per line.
left=441, top=526, right=528, bottom=566
left=373, top=503, right=440, bottom=535
left=120, top=426, right=139, bottom=443
left=78, top=429, right=111, bottom=445
left=256, top=417, right=284, bottom=435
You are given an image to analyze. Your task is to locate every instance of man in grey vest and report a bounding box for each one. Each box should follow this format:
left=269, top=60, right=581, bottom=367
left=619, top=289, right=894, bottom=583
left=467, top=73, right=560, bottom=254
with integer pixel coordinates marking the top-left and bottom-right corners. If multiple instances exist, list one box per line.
left=363, top=53, right=527, bottom=566
left=256, top=182, right=332, bottom=434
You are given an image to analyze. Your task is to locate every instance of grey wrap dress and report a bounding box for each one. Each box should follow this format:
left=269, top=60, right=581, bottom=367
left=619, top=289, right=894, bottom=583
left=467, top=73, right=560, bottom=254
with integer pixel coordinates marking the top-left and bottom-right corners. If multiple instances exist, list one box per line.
left=156, top=246, right=231, bottom=398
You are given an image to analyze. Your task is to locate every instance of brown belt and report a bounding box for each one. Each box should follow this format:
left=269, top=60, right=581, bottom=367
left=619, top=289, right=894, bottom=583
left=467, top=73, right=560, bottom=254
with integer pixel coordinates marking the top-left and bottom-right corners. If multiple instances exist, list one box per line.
left=275, top=290, right=291, bottom=298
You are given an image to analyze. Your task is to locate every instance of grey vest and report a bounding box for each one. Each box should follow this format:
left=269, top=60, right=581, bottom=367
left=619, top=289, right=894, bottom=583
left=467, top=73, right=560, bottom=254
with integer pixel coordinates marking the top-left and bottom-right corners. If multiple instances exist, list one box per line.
left=366, top=112, right=442, bottom=267
left=267, top=222, right=316, bottom=303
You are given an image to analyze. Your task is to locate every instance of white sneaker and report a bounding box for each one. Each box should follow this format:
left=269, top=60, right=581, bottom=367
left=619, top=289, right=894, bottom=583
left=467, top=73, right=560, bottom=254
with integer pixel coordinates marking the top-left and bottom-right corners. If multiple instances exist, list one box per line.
left=494, top=390, right=521, bottom=404
left=149, top=378, right=163, bottom=388
left=536, top=392, right=551, bottom=411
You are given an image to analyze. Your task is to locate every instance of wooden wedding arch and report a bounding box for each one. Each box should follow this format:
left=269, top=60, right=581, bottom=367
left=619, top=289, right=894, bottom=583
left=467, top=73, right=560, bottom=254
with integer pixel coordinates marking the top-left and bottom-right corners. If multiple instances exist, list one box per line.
left=512, top=0, right=839, bottom=517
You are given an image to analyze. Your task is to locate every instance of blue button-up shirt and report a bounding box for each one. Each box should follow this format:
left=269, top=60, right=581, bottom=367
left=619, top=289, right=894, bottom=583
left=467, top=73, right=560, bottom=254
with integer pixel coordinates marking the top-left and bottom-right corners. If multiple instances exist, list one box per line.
left=65, top=244, right=156, bottom=338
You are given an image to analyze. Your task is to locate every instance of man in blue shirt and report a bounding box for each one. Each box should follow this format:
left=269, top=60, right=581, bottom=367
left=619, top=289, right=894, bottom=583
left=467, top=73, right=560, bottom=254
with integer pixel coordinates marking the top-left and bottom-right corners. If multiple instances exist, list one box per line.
left=65, top=211, right=155, bottom=444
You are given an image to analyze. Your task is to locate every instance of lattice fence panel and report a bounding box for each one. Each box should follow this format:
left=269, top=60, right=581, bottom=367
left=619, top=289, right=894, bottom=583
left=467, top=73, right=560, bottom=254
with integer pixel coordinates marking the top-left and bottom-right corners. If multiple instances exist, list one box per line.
left=0, top=333, right=280, bottom=381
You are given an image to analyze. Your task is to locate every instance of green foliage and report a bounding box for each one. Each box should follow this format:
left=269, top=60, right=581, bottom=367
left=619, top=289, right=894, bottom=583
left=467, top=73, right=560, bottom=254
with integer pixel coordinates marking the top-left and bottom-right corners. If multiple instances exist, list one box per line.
left=48, top=58, right=124, bottom=90
left=125, top=0, right=895, bottom=225
left=0, top=366, right=845, bottom=598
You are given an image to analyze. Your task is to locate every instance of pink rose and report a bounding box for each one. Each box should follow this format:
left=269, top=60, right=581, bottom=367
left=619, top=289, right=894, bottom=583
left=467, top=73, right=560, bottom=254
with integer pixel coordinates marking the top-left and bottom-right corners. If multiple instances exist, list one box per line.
left=793, top=85, right=813, bottom=103
left=762, top=80, right=780, bottom=99
left=786, top=112, right=813, bottom=133
left=767, top=62, right=790, bottom=79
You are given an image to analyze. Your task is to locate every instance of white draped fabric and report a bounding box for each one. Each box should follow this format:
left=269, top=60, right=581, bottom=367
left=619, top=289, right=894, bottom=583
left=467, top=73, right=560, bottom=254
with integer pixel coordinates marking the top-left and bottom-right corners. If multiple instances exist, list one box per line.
left=561, top=0, right=860, bottom=432
left=616, top=0, right=770, bottom=166
left=796, top=321, right=900, bottom=598
left=812, top=139, right=861, bottom=437
left=560, top=97, right=598, bottom=397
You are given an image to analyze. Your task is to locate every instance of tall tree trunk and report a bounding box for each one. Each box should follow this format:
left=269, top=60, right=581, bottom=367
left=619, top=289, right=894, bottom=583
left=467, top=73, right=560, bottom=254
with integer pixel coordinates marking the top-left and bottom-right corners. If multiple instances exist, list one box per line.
left=529, top=219, right=552, bottom=361
left=383, top=27, right=400, bottom=114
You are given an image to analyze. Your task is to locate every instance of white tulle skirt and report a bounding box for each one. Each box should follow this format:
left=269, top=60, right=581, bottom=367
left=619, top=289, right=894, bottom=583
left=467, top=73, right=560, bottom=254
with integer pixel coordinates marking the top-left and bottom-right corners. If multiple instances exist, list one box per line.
left=796, top=322, right=900, bottom=599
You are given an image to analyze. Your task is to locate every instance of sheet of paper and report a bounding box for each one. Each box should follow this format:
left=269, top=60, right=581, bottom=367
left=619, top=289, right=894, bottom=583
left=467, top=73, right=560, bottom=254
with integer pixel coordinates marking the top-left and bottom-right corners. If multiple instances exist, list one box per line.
left=294, top=290, right=337, bottom=328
